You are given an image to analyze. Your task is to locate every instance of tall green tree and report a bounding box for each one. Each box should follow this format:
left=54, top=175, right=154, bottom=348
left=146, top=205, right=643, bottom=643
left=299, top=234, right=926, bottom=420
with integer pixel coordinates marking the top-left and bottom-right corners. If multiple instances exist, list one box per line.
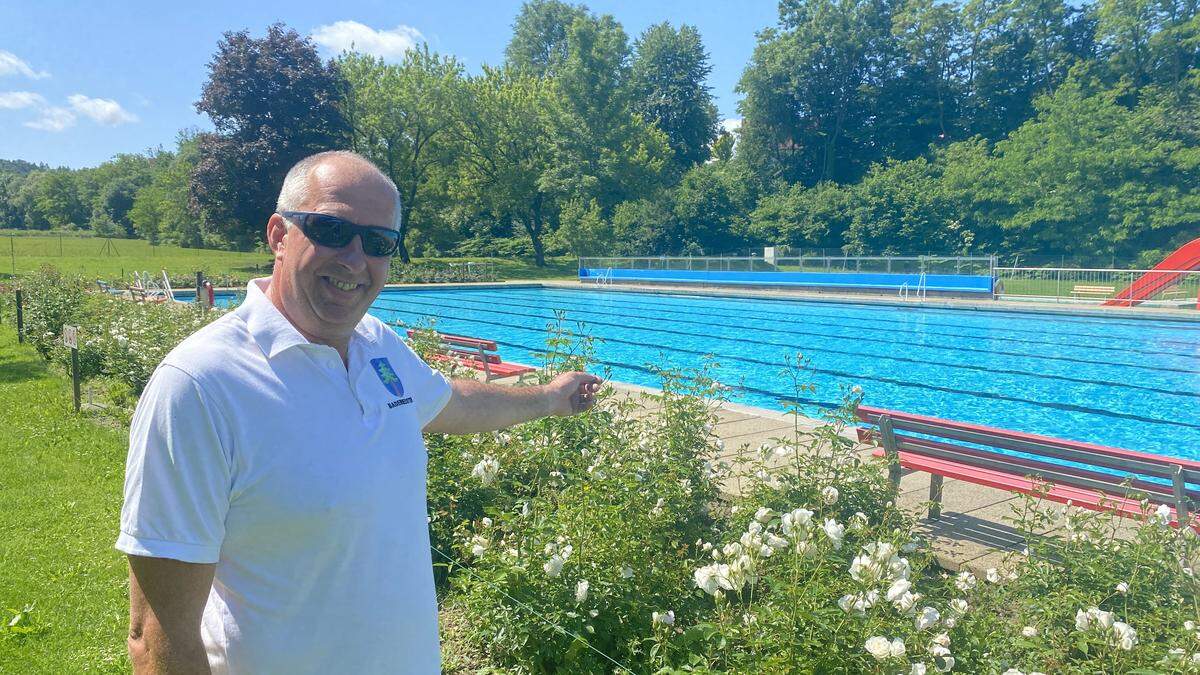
left=736, top=0, right=901, bottom=186
left=454, top=67, right=557, bottom=266
left=191, top=24, right=349, bottom=249
left=505, top=0, right=590, bottom=76
left=628, top=23, right=719, bottom=169
left=340, top=48, right=464, bottom=263
left=543, top=12, right=672, bottom=211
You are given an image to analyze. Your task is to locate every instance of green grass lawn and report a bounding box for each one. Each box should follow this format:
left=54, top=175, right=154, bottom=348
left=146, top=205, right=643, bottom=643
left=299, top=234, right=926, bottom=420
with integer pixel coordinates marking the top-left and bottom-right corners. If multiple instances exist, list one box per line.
left=0, top=232, right=577, bottom=284
left=0, top=325, right=130, bottom=672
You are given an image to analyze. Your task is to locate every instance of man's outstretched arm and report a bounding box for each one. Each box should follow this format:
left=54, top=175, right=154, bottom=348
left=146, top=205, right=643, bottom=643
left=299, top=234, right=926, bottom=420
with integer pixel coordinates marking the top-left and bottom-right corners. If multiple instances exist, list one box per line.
left=424, top=371, right=602, bottom=435
left=128, top=555, right=214, bottom=674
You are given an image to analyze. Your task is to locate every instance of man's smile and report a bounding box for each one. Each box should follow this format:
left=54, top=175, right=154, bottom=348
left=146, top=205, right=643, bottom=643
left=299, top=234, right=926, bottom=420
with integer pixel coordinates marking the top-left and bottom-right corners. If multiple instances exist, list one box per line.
left=322, top=275, right=363, bottom=293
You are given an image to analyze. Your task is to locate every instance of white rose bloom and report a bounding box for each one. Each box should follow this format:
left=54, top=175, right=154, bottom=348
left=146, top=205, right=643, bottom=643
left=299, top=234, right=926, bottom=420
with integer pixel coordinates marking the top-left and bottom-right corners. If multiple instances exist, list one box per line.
left=850, top=554, right=883, bottom=584
left=889, top=638, right=907, bottom=658
left=621, top=565, right=634, bottom=579
left=652, top=610, right=675, bottom=626
left=575, top=579, right=589, bottom=603
left=916, top=606, right=940, bottom=631
left=865, top=636, right=892, bottom=660
left=1186, top=620, right=1196, bottom=631
left=471, top=456, right=500, bottom=485
left=1075, top=608, right=1091, bottom=631
left=767, top=533, right=789, bottom=550
left=911, top=663, right=928, bottom=675
left=561, top=544, right=573, bottom=559
left=1090, top=607, right=1115, bottom=630
left=930, top=645, right=955, bottom=672
left=949, top=599, right=968, bottom=616
left=470, top=535, right=488, bottom=558
left=1021, top=625, right=1038, bottom=638
left=849, top=511, right=869, bottom=531
left=1112, top=621, right=1137, bottom=650
left=886, top=578, right=912, bottom=602
left=543, top=555, right=565, bottom=577
left=822, top=518, right=845, bottom=549
left=1155, top=503, right=1172, bottom=525
left=694, top=565, right=721, bottom=596
left=985, top=568, right=1001, bottom=584
left=754, top=507, right=774, bottom=523
left=893, top=591, right=919, bottom=613
left=954, top=571, right=976, bottom=592
left=821, top=486, right=839, bottom=505
left=931, top=632, right=951, bottom=648
left=1115, top=581, right=1129, bottom=594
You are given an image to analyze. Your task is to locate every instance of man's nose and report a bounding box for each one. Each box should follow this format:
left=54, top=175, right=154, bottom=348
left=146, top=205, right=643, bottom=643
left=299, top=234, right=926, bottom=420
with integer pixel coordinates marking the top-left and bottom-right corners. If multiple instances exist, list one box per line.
left=332, top=234, right=369, bottom=271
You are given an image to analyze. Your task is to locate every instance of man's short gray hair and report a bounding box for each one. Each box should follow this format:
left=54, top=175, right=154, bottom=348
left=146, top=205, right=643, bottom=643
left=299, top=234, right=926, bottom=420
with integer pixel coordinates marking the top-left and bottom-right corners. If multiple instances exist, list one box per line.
left=276, top=151, right=402, bottom=229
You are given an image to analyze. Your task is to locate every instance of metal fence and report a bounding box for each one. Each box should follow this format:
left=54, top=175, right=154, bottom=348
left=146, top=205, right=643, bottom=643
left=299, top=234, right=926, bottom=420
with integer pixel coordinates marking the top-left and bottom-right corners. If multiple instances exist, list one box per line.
left=995, top=267, right=1200, bottom=306
left=580, top=255, right=996, bottom=276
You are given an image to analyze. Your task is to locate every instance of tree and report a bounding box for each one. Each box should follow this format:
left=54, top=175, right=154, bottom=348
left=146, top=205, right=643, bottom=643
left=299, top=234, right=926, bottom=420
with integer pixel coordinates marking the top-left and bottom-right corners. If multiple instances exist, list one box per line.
left=505, top=0, right=589, bottom=76
left=668, top=161, right=755, bottom=254
left=543, top=12, right=673, bottom=211
left=748, top=181, right=855, bottom=250
left=550, top=197, right=613, bottom=256
left=340, top=48, right=464, bottom=263
left=21, top=170, right=85, bottom=230
left=191, top=24, right=348, bottom=249
left=736, top=0, right=902, bottom=186
left=959, top=0, right=1084, bottom=140
left=0, top=173, right=27, bottom=228
left=454, top=67, right=557, bottom=266
left=629, top=23, right=719, bottom=169
left=130, top=134, right=208, bottom=247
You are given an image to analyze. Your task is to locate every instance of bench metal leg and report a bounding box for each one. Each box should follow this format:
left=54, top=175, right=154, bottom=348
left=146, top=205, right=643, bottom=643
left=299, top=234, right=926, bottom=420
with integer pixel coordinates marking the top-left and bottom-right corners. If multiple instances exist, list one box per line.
left=928, top=474, right=944, bottom=521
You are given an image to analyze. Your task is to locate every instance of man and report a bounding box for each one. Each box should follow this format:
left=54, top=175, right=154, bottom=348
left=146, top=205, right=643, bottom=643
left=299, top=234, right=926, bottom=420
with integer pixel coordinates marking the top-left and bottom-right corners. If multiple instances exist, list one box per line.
left=117, top=151, right=601, bottom=674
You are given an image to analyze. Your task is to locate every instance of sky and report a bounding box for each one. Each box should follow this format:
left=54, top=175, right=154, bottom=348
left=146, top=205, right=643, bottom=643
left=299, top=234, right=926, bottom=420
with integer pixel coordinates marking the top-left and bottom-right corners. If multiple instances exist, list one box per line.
left=0, top=1, right=779, bottom=169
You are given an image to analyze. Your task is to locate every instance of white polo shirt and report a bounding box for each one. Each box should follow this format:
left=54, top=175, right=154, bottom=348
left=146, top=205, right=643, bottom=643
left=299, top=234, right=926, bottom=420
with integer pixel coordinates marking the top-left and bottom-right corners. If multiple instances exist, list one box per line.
left=117, top=278, right=452, bottom=674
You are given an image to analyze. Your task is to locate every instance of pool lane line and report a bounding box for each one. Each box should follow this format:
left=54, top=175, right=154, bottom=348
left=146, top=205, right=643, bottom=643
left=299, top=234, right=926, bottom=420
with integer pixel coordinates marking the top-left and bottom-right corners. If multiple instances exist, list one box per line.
left=373, top=294, right=1200, bottom=384
left=378, top=305, right=1200, bottom=432
left=478, top=285, right=1200, bottom=332
left=472, top=288, right=1200, bottom=360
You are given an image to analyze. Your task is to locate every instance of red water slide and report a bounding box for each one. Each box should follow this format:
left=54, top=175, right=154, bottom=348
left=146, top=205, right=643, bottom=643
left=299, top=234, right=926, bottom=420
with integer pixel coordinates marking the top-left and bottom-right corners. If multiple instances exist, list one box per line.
left=1104, top=236, right=1200, bottom=306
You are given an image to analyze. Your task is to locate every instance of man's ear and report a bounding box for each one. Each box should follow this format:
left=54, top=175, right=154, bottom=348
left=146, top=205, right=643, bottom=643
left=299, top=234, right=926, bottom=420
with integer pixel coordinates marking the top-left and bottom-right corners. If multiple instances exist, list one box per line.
left=266, top=214, right=287, bottom=258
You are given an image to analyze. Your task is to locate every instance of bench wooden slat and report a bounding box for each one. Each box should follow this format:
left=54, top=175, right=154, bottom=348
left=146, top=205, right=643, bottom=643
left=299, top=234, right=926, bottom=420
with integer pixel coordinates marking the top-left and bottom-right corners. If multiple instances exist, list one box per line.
left=875, top=448, right=1187, bottom=527
left=865, top=429, right=1199, bottom=501
left=856, top=406, right=1200, bottom=481
left=892, top=434, right=1185, bottom=502
left=856, top=405, right=1198, bottom=527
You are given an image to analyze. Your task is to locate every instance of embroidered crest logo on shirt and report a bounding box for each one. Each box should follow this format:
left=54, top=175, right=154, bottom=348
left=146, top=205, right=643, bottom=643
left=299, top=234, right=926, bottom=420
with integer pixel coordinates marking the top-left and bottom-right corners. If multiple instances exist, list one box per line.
left=371, top=358, right=405, bottom=397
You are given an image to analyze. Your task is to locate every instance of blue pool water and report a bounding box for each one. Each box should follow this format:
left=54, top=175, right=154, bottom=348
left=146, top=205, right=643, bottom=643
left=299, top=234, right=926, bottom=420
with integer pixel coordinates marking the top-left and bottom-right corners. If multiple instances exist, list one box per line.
left=369, top=286, right=1200, bottom=458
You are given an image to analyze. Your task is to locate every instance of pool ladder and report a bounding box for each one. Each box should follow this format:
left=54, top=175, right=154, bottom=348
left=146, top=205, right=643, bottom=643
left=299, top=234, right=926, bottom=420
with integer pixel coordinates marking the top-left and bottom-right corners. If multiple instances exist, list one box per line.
left=899, top=273, right=928, bottom=302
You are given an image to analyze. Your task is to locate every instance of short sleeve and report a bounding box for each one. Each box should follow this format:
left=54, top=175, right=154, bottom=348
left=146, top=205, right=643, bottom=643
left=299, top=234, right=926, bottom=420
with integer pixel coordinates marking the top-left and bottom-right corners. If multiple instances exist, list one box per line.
left=396, top=342, right=453, bottom=427
left=116, top=364, right=232, bottom=564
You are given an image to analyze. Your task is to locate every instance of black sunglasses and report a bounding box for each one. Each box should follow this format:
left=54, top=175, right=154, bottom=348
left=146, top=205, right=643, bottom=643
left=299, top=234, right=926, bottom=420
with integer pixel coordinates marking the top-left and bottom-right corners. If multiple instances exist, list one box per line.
left=278, top=211, right=401, bottom=258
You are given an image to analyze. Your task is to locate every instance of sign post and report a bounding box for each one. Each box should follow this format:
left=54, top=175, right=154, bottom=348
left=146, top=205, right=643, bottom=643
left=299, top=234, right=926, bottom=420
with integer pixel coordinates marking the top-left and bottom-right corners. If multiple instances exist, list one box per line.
left=15, top=289, right=23, bottom=343
left=63, top=324, right=80, bottom=412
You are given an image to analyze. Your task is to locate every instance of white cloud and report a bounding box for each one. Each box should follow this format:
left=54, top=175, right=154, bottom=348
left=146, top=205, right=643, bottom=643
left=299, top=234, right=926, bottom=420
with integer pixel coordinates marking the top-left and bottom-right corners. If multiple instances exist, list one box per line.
left=311, top=21, right=423, bottom=61
left=0, top=91, right=45, bottom=109
left=24, top=107, right=76, bottom=132
left=68, top=94, right=138, bottom=125
left=0, top=50, right=50, bottom=79
left=721, top=118, right=743, bottom=134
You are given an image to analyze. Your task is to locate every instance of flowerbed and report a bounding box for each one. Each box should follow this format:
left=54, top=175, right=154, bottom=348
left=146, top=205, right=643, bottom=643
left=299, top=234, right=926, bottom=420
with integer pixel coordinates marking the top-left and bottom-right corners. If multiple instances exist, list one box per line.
left=412, top=330, right=1200, bottom=673
left=14, top=266, right=225, bottom=411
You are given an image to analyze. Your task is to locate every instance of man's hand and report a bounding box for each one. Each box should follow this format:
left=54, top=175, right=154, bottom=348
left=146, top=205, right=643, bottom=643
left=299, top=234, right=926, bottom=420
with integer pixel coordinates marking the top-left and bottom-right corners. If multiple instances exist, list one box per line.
left=544, top=371, right=603, bottom=416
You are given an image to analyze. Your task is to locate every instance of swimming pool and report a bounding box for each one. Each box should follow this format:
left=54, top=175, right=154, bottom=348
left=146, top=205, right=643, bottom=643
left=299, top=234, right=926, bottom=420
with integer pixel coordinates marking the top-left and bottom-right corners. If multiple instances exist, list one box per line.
left=369, top=286, right=1200, bottom=458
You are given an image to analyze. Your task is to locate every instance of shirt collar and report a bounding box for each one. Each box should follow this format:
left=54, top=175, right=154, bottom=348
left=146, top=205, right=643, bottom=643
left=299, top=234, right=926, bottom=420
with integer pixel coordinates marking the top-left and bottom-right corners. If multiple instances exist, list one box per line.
left=238, top=278, right=378, bottom=360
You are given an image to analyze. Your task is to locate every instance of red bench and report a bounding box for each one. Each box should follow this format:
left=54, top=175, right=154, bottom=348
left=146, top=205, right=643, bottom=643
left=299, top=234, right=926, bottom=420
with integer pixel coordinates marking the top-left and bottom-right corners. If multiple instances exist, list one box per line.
left=855, top=405, right=1200, bottom=528
left=406, top=329, right=536, bottom=382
